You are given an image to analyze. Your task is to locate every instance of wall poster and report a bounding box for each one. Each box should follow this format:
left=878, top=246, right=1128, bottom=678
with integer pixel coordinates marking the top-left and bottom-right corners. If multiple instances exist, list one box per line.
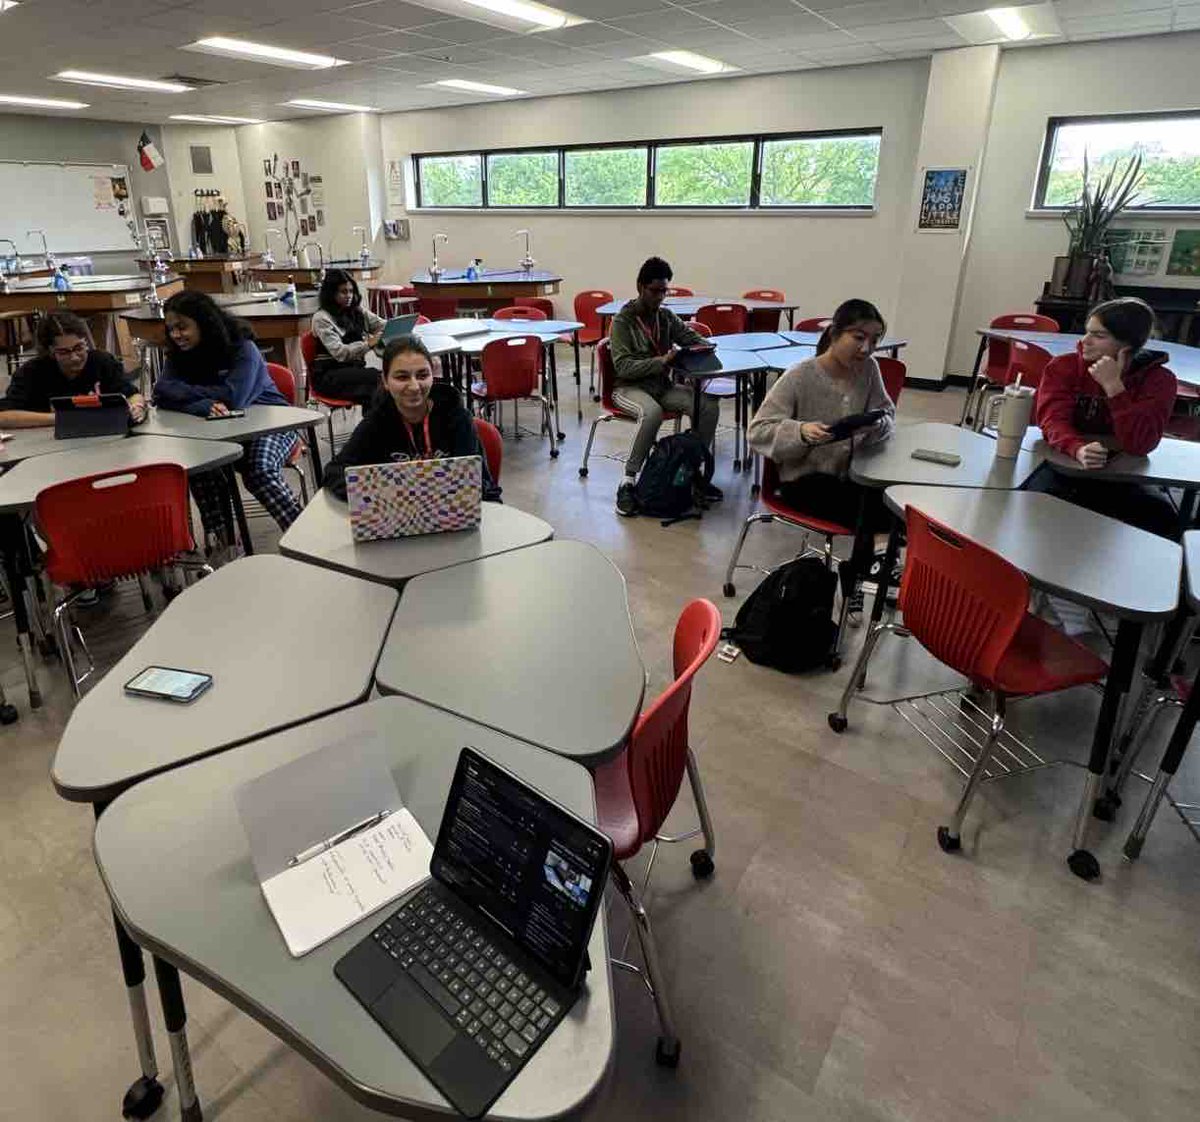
left=917, top=167, right=968, bottom=231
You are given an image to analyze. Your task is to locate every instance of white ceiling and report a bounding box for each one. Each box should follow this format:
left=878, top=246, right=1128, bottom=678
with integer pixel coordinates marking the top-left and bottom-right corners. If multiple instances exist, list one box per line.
left=0, top=0, right=1196, bottom=123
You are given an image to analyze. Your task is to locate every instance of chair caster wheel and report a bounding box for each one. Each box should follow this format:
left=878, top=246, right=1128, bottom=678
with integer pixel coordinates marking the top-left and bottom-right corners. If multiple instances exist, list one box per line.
left=557, top=431, right=566, bottom=441
left=655, top=1037, right=681, bottom=1068
left=722, top=582, right=735, bottom=598
left=1068, top=849, right=1101, bottom=881
left=750, top=485, right=760, bottom=498
left=591, top=393, right=601, bottom=403
left=827, top=654, right=842, bottom=671
left=122, top=1075, right=165, bottom=1119
left=578, top=467, right=589, bottom=478
left=732, top=459, right=741, bottom=471
left=936, top=826, right=961, bottom=853
left=1092, top=792, right=1121, bottom=821
left=550, top=449, right=559, bottom=459
left=1123, top=837, right=1144, bottom=861
left=37, top=636, right=57, bottom=658
left=0, top=703, right=18, bottom=725
left=827, top=713, right=847, bottom=733
left=690, top=850, right=714, bottom=878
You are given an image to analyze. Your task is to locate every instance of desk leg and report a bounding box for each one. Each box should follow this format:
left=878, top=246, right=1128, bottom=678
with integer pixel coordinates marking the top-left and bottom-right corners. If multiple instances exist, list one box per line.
left=573, top=333, right=582, bottom=420
left=284, top=337, right=306, bottom=400
left=224, top=467, right=255, bottom=557
left=959, top=337, right=988, bottom=428
left=153, top=957, right=202, bottom=1122
left=1069, top=618, right=1142, bottom=881
left=306, top=421, right=324, bottom=484
left=2, top=518, right=39, bottom=712
left=1177, top=487, right=1197, bottom=533
left=547, top=344, right=565, bottom=441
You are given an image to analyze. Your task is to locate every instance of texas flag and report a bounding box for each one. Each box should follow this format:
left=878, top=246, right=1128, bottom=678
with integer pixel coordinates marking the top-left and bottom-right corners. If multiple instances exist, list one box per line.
left=137, top=130, right=163, bottom=172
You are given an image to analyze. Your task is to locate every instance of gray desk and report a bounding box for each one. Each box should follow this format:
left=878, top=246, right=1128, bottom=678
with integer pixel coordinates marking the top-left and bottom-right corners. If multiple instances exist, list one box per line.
left=884, top=484, right=1181, bottom=880
left=92, top=697, right=613, bottom=1121
left=673, top=347, right=770, bottom=427
left=780, top=330, right=909, bottom=356
left=1034, top=434, right=1200, bottom=489
left=706, top=332, right=792, bottom=351
left=279, top=489, right=553, bottom=587
left=0, top=428, right=128, bottom=467
left=595, top=296, right=800, bottom=323
left=851, top=421, right=1042, bottom=491
left=375, top=540, right=644, bottom=764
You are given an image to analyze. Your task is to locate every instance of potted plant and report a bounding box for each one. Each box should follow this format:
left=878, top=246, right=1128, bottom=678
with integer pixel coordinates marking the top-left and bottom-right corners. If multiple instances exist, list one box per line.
left=1051, top=151, right=1145, bottom=298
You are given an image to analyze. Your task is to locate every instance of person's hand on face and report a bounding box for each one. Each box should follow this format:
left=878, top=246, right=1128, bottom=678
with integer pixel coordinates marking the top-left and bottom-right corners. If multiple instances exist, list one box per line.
left=801, top=422, right=833, bottom=445
left=1088, top=348, right=1130, bottom=397
left=1075, top=441, right=1108, bottom=469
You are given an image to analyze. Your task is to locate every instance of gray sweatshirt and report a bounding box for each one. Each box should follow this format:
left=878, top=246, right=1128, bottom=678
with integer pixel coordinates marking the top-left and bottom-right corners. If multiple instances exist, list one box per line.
left=311, top=307, right=386, bottom=365
left=746, top=355, right=895, bottom=482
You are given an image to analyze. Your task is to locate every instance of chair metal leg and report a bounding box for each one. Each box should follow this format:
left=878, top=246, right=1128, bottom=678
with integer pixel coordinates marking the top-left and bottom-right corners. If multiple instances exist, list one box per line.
left=722, top=511, right=772, bottom=597
left=578, top=415, right=609, bottom=477
left=136, top=572, right=154, bottom=613
left=1123, top=771, right=1172, bottom=860
left=828, top=619, right=896, bottom=732
left=610, top=862, right=680, bottom=1066
left=937, top=692, right=1005, bottom=853
left=53, top=601, right=81, bottom=701
left=685, top=748, right=716, bottom=873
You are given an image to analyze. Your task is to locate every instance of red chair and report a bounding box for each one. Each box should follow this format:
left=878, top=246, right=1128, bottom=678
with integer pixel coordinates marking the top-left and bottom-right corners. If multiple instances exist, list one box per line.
left=828, top=506, right=1108, bottom=854
left=591, top=597, right=721, bottom=1066
left=472, top=417, right=502, bottom=484
left=742, top=288, right=785, bottom=333
left=962, top=312, right=1059, bottom=426
left=694, top=303, right=747, bottom=336
left=876, top=355, right=906, bottom=406
left=1005, top=339, right=1053, bottom=391
left=493, top=305, right=546, bottom=322
left=574, top=289, right=613, bottom=400
left=513, top=296, right=554, bottom=319
left=35, top=463, right=211, bottom=699
left=415, top=314, right=431, bottom=327
left=665, top=285, right=693, bottom=296
left=795, top=316, right=832, bottom=332
left=417, top=296, right=459, bottom=321
left=471, top=335, right=558, bottom=458
left=687, top=320, right=713, bottom=338
left=301, top=331, right=359, bottom=454
left=578, top=338, right=680, bottom=477
left=265, top=362, right=310, bottom=505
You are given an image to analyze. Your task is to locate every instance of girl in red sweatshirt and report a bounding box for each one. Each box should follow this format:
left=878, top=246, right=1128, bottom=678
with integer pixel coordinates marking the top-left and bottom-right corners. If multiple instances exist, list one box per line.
left=1029, top=297, right=1179, bottom=538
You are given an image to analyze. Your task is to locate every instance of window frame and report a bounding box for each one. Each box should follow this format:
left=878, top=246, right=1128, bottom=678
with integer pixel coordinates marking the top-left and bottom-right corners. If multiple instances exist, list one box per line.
left=411, top=127, right=883, bottom=212
left=1032, top=109, right=1200, bottom=213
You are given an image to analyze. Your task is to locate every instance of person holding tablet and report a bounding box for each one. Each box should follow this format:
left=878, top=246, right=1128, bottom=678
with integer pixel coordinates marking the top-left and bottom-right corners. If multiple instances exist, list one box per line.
left=322, top=335, right=500, bottom=502
left=609, top=256, right=721, bottom=517
left=310, top=269, right=387, bottom=407
left=0, top=312, right=146, bottom=427
left=1031, top=296, right=1178, bottom=537
left=747, top=298, right=896, bottom=622
left=155, top=291, right=301, bottom=551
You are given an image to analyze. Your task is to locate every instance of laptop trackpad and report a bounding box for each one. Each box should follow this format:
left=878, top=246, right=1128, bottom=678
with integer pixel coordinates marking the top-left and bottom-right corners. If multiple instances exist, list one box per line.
left=371, top=976, right=457, bottom=1067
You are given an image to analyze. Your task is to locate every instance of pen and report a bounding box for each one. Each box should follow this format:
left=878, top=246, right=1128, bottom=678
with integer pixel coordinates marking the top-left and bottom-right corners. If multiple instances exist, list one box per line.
left=287, top=809, right=393, bottom=867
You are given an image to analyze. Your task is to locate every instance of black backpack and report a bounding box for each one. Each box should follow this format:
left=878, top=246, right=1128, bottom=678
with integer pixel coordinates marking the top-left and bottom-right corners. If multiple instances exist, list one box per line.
left=723, top=557, right=839, bottom=672
left=634, top=430, right=714, bottom=525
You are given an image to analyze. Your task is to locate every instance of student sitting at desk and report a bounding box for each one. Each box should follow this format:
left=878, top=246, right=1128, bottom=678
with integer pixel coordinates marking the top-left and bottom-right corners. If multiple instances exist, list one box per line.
left=155, top=291, right=302, bottom=550
left=0, top=312, right=146, bottom=427
left=609, top=255, right=722, bottom=517
left=1031, top=296, right=1178, bottom=538
left=747, top=299, right=896, bottom=623
left=310, top=268, right=387, bottom=408
left=322, top=336, right=500, bottom=502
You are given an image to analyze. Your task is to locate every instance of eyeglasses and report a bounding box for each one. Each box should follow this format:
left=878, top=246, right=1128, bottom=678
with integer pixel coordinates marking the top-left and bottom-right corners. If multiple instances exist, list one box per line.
left=52, top=342, right=89, bottom=358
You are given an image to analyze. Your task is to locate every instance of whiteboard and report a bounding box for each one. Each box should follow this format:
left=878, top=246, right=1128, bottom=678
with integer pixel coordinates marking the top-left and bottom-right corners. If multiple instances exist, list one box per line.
left=0, top=161, right=138, bottom=254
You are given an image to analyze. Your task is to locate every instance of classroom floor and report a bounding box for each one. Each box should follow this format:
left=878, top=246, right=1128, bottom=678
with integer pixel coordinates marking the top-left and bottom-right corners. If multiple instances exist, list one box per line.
left=2, top=368, right=1199, bottom=1122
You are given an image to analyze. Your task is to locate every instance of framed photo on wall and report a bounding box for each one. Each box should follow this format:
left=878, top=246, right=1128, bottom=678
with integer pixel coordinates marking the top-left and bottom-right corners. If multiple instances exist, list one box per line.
left=918, top=167, right=968, bottom=231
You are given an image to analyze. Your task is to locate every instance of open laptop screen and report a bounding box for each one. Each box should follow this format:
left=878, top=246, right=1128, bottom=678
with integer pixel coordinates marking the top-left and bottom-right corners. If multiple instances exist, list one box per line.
left=431, top=748, right=612, bottom=991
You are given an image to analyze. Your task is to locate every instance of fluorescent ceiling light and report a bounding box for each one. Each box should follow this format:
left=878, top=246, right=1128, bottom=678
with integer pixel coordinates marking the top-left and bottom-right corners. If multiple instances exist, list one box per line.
left=647, top=50, right=730, bottom=74
left=987, top=6, right=1032, bottom=40
left=285, top=98, right=376, bottom=112
left=169, top=113, right=263, bottom=125
left=55, top=70, right=192, bottom=93
left=433, top=79, right=525, bottom=96
left=189, top=37, right=345, bottom=70
left=0, top=2, right=22, bottom=12
left=0, top=93, right=87, bottom=110
left=456, top=0, right=580, bottom=30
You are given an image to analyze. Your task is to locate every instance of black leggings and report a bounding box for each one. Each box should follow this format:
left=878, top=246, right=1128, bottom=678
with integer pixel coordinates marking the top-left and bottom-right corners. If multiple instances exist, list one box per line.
left=312, top=363, right=380, bottom=408
left=776, top=473, right=890, bottom=580
left=1024, top=463, right=1180, bottom=540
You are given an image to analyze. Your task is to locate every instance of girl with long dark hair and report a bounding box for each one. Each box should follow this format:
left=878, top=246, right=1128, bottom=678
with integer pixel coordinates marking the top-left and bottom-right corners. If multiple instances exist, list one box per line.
left=310, top=269, right=387, bottom=406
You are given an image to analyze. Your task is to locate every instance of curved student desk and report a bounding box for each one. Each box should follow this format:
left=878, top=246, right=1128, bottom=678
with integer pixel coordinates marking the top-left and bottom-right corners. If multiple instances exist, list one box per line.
left=410, top=268, right=563, bottom=314
left=251, top=259, right=384, bottom=291
left=137, top=254, right=262, bottom=294
left=280, top=489, right=553, bottom=587
left=91, top=696, right=613, bottom=1121
left=52, top=554, right=399, bottom=1122
left=881, top=485, right=1181, bottom=880
left=595, top=295, right=800, bottom=330
left=375, top=540, right=645, bottom=766
left=0, top=428, right=127, bottom=468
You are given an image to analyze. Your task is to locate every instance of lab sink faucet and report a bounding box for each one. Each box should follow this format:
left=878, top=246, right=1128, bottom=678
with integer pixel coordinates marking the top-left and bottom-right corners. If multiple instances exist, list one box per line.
left=514, top=229, right=534, bottom=271
left=0, top=238, right=16, bottom=293
left=430, top=233, right=447, bottom=279
left=27, top=228, right=53, bottom=269
left=301, top=241, right=325, bottom=279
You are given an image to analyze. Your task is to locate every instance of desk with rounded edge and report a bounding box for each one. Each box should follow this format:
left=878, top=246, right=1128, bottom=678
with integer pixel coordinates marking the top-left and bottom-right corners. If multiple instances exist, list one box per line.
left=280, top=489, right=553, bottom=587
left=375, top=540, right=645, bottom=766
left=138, top=254, right=262, bottom=294
left=0, top=428, right=127, bottom=468
left=52, top=554, right=400, bottom=1122
left=251, top=259, right=383, bottom=291
left=884, top=484, right=1181, bottom=881
left=411, top=268, right=562, bottom=314
left=595, top=295, right=800, bottom=331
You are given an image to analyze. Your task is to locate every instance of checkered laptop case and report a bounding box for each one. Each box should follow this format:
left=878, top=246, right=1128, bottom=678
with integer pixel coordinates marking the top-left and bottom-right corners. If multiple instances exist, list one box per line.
left=346, top=456, right=482, bottom=541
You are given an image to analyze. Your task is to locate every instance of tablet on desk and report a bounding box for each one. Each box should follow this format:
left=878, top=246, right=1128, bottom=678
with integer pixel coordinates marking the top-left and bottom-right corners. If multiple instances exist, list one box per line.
left=124, top=666, right=213, bottom=703
left=205, top=409, right=246, bottom=420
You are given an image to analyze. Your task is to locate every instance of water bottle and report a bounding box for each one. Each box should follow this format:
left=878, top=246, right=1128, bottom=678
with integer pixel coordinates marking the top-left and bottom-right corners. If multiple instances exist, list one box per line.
left=282, top=275, right=297, bottom=304
left=53, top=265, right=71, bottom=292
left=465, top=261, right=478, bottom=281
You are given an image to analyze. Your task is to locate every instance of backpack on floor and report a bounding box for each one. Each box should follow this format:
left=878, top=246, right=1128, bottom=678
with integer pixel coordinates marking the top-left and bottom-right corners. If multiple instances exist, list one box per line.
left=723, top=557, right=838, bottom=672
left=634, top=430, right=713, bottom=525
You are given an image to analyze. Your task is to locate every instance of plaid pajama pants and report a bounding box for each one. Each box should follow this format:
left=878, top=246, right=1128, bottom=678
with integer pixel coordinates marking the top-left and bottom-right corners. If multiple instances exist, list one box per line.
left=190, top=431, right=302, bottom=538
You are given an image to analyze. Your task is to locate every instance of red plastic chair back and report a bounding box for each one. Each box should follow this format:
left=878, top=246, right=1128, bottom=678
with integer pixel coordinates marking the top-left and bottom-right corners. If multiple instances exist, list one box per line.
left=300, top=330, right=318, bottom=375
left=494, top=305, right=547, bottom=322
left=695, top=303, right=747, bottom=336
left=665, top=285, right=693, bottom=297
left=415, top=314, right=431, bottom=326
left=301, top=332, right=354, bottom=408
left=479, top=335, right=542, bottom=400
left=759, top=458, right=853, bottom=533
left=985, top=313, right=1059, bottom=383
left=265, top=361, right=297, bottom=406
left=743, top=289, right=785, bottom=302
left=876, top=356, right=906, bottom=406
left=369, top=285, right=417, bottom=316
left=596, top=338, right=618, bottom=411
left=418, top=296, right=459, bottom=321
left=898, top=506, right=1029, bottom=686
left=37, top=463, right=195, bottom=587
left=743, top=289, right=785, bottom=332
left=795, top=316, right=832, bottom=332
left=625, top=599, right=721, bottom=846
left=473, top=417, right=502, bottom=484
left=514, top=297, right=554, bottom=318
left=1006, top=340, right=1053, bottom=391
left=574, top=290, right=613, bottom=338
left=686, top=319, right=713, bottom=337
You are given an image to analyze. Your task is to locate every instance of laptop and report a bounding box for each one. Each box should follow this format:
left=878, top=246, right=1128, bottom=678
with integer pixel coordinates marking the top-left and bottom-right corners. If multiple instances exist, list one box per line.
left=378, top=312, right=420, bottom=346
left=345, top=456, right=482, bottom=542
left=335, top=747, right=613, bottom=1119
left=51, top=393, right=130, bottom=439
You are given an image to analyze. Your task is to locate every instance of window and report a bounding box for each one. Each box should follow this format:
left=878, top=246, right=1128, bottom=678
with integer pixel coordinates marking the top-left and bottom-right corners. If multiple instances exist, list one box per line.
left=759, top=133, right=879, bottom=208
left=654, top=140, right=753, bottom=207
left=564, top=146, right=647, bottom=207
left=416, top=153, right=482, bottom=207
left=487, top=150, right=558, bottom=207
left=1035, top=112, right=1200, bottom=211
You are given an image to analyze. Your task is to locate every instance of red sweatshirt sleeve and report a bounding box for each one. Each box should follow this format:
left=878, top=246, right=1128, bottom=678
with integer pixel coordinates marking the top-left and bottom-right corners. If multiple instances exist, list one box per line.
left=1034, top=353, right=1087, bottom=458
left=1108, top=365, right=1176, bottom=455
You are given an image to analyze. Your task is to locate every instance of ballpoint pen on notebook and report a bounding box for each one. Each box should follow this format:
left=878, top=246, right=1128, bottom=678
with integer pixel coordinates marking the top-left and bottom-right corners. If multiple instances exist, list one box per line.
left=287, top=809, right=393, bottom=867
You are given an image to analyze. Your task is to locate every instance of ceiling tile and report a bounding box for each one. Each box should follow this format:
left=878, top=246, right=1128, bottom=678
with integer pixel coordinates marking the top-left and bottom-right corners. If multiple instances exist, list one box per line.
left=1175, top=4, right=1200, bottom=30
left=819, top=0, right=932, bottom=28
left=536, top=21, right=643, bottom=46
left=407, top=17, right=522, bottom=43
left=1060, top=8, right=1174, bottom=36
left=562, top=0, right=671, bottom=15
left=335, top=0, right=452, bottom=29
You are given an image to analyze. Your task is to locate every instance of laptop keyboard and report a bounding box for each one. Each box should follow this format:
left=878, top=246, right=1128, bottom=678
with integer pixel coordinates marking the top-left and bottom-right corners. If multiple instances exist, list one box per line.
left=371, top=886, right=563, bottom=1073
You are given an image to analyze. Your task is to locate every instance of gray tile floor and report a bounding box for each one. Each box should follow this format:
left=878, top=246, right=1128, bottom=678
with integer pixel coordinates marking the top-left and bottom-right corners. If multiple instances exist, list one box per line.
left=1, top=368, right=1198, bottom=1121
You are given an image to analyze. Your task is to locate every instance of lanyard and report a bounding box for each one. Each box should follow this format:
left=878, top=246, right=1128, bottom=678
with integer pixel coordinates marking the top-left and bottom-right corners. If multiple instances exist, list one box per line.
left=403, top=413, right=433, bottom=458
left=637, top=313, right=663, bottom=355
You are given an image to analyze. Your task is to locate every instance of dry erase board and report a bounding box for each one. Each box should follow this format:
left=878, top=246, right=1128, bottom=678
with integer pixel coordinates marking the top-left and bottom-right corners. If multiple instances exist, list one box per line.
left=0, top=161, right=137, bottom=253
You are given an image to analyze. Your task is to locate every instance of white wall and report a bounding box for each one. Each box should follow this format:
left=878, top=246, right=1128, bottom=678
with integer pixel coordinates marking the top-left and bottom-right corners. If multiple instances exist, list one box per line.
left=380, top=61, right=931, bottom=324
left=951, top=31, right=1200, bottom=376
left=161, top=125, right=249, bottom=253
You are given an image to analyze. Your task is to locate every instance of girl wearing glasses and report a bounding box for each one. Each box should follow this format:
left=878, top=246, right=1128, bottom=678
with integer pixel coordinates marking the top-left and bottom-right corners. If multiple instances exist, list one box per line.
left=0, top=312, right=146, bottom=427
